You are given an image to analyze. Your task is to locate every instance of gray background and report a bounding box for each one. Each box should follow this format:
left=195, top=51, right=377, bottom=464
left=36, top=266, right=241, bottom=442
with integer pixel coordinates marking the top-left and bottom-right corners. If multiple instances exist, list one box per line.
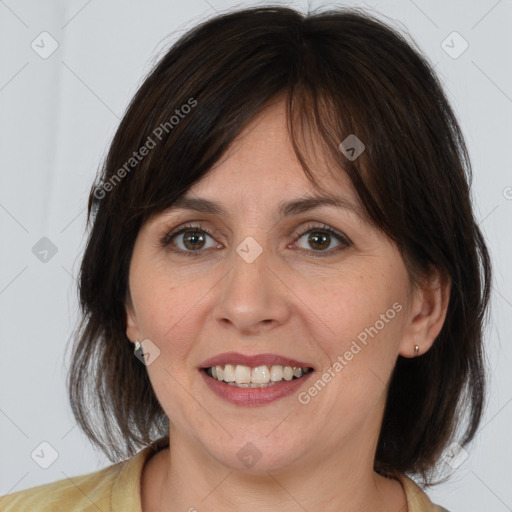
left=0, top=0, right=511, bottom=509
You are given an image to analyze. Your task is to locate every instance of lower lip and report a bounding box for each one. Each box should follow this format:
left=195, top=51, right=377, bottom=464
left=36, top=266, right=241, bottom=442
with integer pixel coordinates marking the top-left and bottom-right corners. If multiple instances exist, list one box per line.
left=200, top=370, right=314, bottom=406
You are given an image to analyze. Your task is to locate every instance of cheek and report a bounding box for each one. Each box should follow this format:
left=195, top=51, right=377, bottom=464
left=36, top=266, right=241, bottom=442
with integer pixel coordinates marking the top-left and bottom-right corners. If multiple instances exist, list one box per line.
left=296, top=267, right=409, bottom=414
left=130, top=260, right=199, bottom=339
left=296, top=263, right=406, bottom=353
left=129, top=266, right=219, bottom=378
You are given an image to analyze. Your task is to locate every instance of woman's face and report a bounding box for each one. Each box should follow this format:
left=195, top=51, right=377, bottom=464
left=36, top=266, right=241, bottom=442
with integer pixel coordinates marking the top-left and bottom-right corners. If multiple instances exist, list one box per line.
left=126, top=100, right=432, bottom=474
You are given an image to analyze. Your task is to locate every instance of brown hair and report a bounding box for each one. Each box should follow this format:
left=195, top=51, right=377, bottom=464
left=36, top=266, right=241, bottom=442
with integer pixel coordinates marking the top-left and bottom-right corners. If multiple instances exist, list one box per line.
left=67, top=5, right=492, bottom=484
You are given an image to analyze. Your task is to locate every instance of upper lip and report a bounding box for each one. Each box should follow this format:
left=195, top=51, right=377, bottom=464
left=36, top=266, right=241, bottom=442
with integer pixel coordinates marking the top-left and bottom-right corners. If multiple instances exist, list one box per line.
left=199, top=352, right=314, bottom=370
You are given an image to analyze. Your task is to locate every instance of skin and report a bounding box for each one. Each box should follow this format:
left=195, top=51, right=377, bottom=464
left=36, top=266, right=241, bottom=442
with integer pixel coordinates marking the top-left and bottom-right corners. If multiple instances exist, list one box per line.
left=126, top=99, right=450, bottom=512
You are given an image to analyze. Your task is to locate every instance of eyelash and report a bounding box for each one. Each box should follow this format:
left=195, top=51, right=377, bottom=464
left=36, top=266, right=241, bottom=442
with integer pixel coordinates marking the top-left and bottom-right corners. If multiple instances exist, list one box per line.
left=159, top=222, right=351, bottom=258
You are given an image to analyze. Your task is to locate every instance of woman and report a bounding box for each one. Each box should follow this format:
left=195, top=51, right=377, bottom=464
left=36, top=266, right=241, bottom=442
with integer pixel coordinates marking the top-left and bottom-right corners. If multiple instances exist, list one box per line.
left=1, top=5, right=490, bottom=511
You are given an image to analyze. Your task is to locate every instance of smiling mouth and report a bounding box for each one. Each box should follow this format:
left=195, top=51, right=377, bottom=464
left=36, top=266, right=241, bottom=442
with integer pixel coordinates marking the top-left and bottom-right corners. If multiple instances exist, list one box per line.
left=204, top=364, right=314, bottom=388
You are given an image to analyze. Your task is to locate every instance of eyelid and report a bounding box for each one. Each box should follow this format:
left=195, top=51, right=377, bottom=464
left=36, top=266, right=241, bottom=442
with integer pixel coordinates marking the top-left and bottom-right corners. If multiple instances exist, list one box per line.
left=293, top=222, right=352, bottom=247
left=159, top=222, right=221, bottom=247
left=160, top=221, right=352, bottom=256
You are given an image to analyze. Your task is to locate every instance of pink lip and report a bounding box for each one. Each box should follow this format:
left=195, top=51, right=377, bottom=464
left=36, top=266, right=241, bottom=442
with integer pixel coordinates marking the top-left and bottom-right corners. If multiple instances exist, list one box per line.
left=200, top=369, right=314, bottom=406
left=199, top=352, right=314, bottom=370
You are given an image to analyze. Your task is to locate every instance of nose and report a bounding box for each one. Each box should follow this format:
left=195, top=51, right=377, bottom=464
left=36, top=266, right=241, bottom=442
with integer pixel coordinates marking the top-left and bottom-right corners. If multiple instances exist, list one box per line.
left=212, top=240, right=292, bottom=336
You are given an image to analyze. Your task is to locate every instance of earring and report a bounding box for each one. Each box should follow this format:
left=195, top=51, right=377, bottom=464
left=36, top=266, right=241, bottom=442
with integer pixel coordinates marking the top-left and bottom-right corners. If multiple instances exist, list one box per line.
left=134, top=340, right=143, bottom=355
left=414, top=344, right=419, bottom=357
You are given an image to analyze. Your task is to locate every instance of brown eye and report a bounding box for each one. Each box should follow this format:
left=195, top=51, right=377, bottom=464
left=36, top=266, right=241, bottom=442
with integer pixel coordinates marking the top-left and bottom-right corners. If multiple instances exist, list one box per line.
left=181, top=229, right=207, bottom=250
left=306, top=231, right=331, bottom=251
left=160, top=223, right=219, bottom=256
left=294, top=224, right=351, bottom=256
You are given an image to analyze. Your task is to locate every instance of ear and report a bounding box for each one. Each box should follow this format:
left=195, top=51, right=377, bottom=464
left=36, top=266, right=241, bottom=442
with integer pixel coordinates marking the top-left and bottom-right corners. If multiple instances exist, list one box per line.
left=125, top=291, right=141, bottom=344
left=399, top=268, right=451, bottom=358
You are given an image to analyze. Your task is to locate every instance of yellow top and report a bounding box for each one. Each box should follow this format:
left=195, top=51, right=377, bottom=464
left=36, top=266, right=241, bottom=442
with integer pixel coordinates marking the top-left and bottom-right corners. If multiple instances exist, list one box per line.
left=0, top=436, right=448, bottom=511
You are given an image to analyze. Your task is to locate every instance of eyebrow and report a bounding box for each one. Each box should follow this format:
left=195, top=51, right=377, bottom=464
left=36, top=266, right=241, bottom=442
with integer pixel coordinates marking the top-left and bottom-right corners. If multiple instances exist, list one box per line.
left=169, top=194, right=364, bottom=219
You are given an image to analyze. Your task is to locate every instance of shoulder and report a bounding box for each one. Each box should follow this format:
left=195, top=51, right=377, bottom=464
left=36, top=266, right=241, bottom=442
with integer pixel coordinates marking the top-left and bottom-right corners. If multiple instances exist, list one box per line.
left=399, top=474, right=451, bottom=512
left=0, top=462, right=124, bottom=512
left=0, top=438, right=167, bottom=512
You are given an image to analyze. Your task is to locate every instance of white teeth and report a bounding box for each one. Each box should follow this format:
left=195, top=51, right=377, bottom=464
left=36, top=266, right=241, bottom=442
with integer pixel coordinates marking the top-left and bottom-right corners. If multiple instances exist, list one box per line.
left=283, top=366, right=294, bottom=381
left=270, top=365, right=284, bottom=381
left=207, top=364, right=310, bottom=386
left=234, top=365, right=251, bottom=384
left=251, top=366, right=270, bottom=384
left=223, top=364, right=236, bottom=382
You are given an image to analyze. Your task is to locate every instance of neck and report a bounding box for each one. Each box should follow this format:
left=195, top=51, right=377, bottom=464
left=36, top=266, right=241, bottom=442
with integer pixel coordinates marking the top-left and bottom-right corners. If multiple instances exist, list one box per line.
left=144, top=430, right=407, bottom=512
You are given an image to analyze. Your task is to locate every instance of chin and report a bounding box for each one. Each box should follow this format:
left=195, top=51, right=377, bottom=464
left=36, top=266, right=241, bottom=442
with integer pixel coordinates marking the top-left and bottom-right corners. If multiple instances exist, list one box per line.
left=202, top=435, right=307, bottom=474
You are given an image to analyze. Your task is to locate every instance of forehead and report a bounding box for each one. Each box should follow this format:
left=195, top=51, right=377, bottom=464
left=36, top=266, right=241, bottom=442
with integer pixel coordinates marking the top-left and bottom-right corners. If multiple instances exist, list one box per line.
left=160, top=100, right=369, bottom=226
left=186, top=99, right=357, bottom=206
